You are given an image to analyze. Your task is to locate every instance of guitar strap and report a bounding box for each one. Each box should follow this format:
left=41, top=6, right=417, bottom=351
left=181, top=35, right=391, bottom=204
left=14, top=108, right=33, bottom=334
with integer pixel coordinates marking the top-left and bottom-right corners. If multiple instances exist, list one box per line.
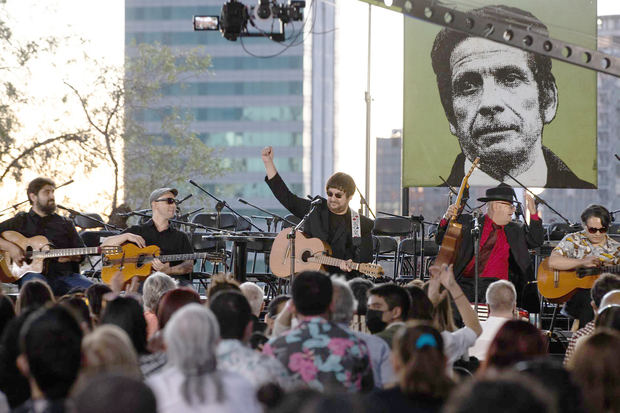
left=351, top=209, right=361, bottom=247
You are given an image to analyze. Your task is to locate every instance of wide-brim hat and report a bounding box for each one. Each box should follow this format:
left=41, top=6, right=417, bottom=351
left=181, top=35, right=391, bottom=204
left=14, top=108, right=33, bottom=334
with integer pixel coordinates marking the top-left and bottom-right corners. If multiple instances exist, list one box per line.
left=477, top=183, right=517, bottom=203
left=149, top=187, right=178, bottom=204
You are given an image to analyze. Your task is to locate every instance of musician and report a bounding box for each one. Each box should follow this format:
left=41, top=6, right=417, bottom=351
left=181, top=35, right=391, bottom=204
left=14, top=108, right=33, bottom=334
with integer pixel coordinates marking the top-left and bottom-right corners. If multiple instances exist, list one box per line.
left=436, top=183, right=544, bottom=305
left=261, top=146, right=373, bottom=276
left=548, top=205, right=620, bottom=327
left=104, top=188, right=194, bottom=282
left=0, top=177, right=93, bottom=295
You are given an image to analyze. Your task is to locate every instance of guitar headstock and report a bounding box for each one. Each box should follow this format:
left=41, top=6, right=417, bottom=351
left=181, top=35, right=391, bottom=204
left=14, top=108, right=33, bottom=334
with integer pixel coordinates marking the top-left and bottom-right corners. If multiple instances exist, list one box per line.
left=100, top=246, right=123, bottom=255
left=206, top=252, right=227, bottom=263
left=358, top=263, right=385, bottom=278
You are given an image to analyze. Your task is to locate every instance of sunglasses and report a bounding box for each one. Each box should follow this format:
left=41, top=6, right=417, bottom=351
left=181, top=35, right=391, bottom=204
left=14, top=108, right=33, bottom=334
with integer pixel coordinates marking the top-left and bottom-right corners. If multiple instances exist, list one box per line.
left=587, top=226, right=608, bottom=234
left=154, top=198, right=178, bottom=205
left=326, top=191, right=344, bottom=199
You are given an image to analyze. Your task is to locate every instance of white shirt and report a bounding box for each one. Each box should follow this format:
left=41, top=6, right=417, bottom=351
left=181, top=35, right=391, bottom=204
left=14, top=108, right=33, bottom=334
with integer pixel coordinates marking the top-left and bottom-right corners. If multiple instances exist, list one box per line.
left=468, top=316, right=511, bottom=360
left=441, top=326, right=478, bottom=369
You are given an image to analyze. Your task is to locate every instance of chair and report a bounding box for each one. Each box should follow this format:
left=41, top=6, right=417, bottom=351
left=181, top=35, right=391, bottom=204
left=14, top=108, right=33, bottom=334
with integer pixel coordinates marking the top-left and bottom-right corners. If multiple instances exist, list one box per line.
left=609, top=223, right=620, bottom=241
left=235, top=216, right=253, bottom=231
left=372, top=236, right=398, bottom=279
left=372, top=216, right=417, bottom=237
left=73, top=213, right=105, bottom=231
left=395, top=237, right=439, bottom=281
left=547, top=222, right=582, bottom=241
left=280, top=214, right=301, bottom=230
left=192, top=212, right=238, bottom=230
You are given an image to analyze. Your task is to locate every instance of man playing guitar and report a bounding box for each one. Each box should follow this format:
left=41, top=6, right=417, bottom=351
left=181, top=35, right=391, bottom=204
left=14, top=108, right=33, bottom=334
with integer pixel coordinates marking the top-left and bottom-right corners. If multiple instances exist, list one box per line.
left=0, top=177, right=93, bottom=295
left=261, top=146, right=374, bottom=277
left=548, top=205, right=620, bottom=327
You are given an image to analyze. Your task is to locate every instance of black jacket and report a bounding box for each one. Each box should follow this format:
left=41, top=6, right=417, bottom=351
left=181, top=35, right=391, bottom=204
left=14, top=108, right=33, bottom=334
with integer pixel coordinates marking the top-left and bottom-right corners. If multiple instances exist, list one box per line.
left=436, top=214, right=544, bottom=297
left=265, top=173, right=374, bottom=266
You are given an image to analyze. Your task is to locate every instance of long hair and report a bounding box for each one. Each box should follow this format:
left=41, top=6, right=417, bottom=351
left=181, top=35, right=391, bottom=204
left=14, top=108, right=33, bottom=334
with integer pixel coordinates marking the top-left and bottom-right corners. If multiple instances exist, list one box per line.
left=394, top=322, right=454, bottom=400
left=164, top=304, right=224, bottom=405
left=16, top=280, right=54, bottom=314
left=480, top=320, right=547, bottom=372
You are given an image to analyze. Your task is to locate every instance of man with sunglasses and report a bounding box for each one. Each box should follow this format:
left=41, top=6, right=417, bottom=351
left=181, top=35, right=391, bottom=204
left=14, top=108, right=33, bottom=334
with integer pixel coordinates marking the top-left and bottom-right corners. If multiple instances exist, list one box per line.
left=549, top=205, right=620, bottom=327
left=436, top=183, right=544, bottom=305
left=106, top=188, right=194, bottom=281
left=261, top=146, right=374, bottom=276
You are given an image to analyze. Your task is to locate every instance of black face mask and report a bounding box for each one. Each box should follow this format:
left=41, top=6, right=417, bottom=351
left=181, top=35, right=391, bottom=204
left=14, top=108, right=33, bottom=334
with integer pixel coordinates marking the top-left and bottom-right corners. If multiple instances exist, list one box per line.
left=365, top=309, right=388, bottom=334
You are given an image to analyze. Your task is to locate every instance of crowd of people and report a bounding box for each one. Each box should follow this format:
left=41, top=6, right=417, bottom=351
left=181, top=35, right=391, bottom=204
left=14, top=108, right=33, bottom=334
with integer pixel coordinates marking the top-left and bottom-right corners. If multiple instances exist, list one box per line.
left=0, top=265, right=618, bottom=413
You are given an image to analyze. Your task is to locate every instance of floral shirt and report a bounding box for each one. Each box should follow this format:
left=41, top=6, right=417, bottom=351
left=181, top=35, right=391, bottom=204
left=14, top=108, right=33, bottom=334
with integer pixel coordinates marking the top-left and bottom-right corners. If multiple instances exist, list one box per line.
left=217, top=339, right=294, bottom=390
left=263, top=316, right=373, bottom=393
left=553, top=231, right=620, bottom=263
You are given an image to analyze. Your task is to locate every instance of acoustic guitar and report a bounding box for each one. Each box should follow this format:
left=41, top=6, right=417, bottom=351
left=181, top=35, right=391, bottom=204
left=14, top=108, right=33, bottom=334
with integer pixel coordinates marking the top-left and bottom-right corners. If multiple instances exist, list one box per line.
left=269, top=229, right=384, bottom=278
left=537, top=257, right=620, bottom=303
left=101, top=243, right=226, bottom=284
left=0, top=230, right=121, bottom=283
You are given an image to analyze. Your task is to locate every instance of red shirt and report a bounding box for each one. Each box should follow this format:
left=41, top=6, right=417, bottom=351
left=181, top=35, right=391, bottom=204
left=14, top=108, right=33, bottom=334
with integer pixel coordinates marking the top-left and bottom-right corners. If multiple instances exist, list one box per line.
left=463, top=215, right=510, bottom=279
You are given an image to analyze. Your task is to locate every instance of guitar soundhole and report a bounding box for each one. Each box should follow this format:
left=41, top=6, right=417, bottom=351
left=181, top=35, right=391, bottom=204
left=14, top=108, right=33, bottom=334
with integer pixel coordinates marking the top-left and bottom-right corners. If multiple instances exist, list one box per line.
left=301, top=250, right=312, bottom=262
left=137, top=255, right=146, bottom=268
left=24, top=246, right=33, bottom=265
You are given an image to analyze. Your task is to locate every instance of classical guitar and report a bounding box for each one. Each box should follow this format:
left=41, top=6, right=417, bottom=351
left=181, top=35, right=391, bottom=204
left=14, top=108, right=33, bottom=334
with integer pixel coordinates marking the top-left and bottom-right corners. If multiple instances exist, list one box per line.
left=0, top=230, right=121, bottom=283
left=435, top=157, right=480, bottom=267
left=537, top=257, right=620, bottom=303
left=269, top=229, right=384, bottom=278
left=101, top=243, right=227, bottom=284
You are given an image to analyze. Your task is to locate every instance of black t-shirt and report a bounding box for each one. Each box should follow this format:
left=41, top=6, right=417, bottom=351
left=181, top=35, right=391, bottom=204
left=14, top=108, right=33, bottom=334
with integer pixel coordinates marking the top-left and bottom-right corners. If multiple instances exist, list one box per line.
left=0, top=209, right=82, bottom=275
left=328, top=211, right=354, bottom=259
left=123, top=220, right=193, bottom=274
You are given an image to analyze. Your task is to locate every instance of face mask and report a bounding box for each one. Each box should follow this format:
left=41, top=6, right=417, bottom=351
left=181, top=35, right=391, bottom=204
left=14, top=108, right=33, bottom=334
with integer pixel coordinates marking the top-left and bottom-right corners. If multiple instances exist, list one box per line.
left=365, top=309, right=388, bottom=334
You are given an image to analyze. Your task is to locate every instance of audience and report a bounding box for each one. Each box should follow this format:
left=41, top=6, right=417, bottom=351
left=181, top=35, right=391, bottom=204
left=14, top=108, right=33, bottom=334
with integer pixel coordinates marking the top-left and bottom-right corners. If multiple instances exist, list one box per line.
left=240, top=282, right=265, bottom=317
left=263, top=271, right=373, bottom=392
left=348, top=277, right=374, bottom=332
left=206, top=273, right=240, bottom=301
left=595, top=304, right=620, bottom=331
left=404, top=285, right=434, bottom=321
left=367, top=283, right=411, bottom=346
left=142, top=272, right=176, bottom=339
left=156, top=287, right=201, bottom=330
left=0, top=309, right=35, bottom=408
left=58, top=294, right=93, bottom=333
left=0, top=293, right=15, bottom=338
left=74, top=374, right=157, bottom=413
left=80, top=324, right=142, bottom=381
left=568, top=330, right=620, bottom=413
left=469, top=280, right=517, bottom=360
left=479, top=320, right=547, bottom=373
left=209, top=290, right=291, bottom=389
left=367, top=323, right=453, bottom=413
left=146, top=304, right=261, bottom=413
left=85, top=283, right=112, bottom=326
left=15, top=280, right=54, bottom=314
left=265, top=294, right=289, bottom=336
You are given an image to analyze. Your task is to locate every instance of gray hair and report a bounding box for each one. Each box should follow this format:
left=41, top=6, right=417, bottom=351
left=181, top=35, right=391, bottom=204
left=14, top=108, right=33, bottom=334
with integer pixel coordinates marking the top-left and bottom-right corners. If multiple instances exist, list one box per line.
left=486, top=280, right=517, bottom=313
left=331, top=277, right=357, bottom=324
left=143, top=272, right=177, bottom=311
left=239, top=282, right=264, bottom=317
left=164, top=304, right=223, bottom=404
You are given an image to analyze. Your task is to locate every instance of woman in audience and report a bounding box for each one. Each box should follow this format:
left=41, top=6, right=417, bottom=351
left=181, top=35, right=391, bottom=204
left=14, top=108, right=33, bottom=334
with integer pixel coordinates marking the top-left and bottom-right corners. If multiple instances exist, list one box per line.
left=85, top=283, right=112, bottom=325
left=479, top=320, right=547, bottom=373
left=0, top=293, right=15, bottom=338
left=405, top=285, right=434, bottom=321
left=568, top=330, right=620, bottom=413
left=156, top=287, right=201, bottom=330
left=146, top=304, right=261, bottom=413
left=100, top=295, right=166, bottom=378
left=15, top=279, right=54, bottom=313
left=80, top=325, right=142, bottom=381
left=367, top=323, right=453, bottom=412
left=143, top=272, right=176, bottom=339
left=58, top=294, right=93, bottom=333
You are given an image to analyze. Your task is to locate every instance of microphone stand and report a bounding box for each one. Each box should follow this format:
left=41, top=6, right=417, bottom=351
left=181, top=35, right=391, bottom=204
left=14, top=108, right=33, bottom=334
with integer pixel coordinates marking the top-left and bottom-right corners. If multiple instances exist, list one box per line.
left=471, top=210, right=482, bottom=313
left=57, top=205, right=122, bottom=231
left=356, top=187, right=376, bottom=219
left=127, top=211, right=223, bottom=233
left=1, top=179, right=75, bottom=216
left=288, top=200, right=321, bottom=284
left=238, top=198, right=296, bottom=232
left=189, top=180, right=263, bottom=232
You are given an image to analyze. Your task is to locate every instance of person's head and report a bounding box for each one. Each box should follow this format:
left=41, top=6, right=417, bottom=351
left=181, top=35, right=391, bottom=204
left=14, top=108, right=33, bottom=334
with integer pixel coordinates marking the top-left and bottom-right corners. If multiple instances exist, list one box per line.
left=330, top=277, right=356, bottom=325
left=347, top=277, right=374, bottom=316
left=481, top=320, right=547, bottom=372
left=100, top=296, right=147, bottom=354
left=108, top=203, right=132, bottom=229
left=149, top=187, right=178, bottom=221
left=486, top=280, right=517, bottom=317
left=156, top=287, right=201, bottom=330
left=239, top=282, right=265, bottom=317
left=27, top=177, right=56, bottom=215
left=164, top=304, right=222, bottom=404
left=73, top=374, right=157, bottom=413
left=422, top=280, right=457, bottom=332
left=0, top=293, right=16, bottom=338
left=81, top=324, right=141, bottom=380
left=580, top=204, right=612, bottom=246
left=405, top=285, right=433, bottom=321
left=85, top=283, right=112, bottom=324
left=206, top=273, right=240, bottom=301
left=325, top=172, right=356, bottom=215
left=393, top=322, right=453, bottom=399
left=598, top=289, right=620, bottom=313
left=443, top=371, right=556, bottom=413
left=569, top=330, right=620, bottom=413
left=292, top=271, right=333, bottom=317
left=209, top=290, right=252, bottom=341
left=595, top=305, right=620, bottom=332
left=431, top=6, right=558, bottom=179
left=479, top=184, right=518, bottom=226
left=58, top=294, right=93, bottom=332
left=590, top=273, right=620, bottom=312
left=16, top=280, right=54, bottom=314
left=18, top=305, right=83, bottom=400
left=142, top=272, right=177, bottom=312
left=367, top=283, right=411, bottom=333
left=266, top=294, right=289, bottom=335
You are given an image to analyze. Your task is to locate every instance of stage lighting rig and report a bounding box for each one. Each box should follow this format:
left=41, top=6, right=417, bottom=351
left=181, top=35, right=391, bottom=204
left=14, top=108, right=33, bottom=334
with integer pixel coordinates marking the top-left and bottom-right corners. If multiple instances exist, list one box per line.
left=193, top=0, right=306, bottom=42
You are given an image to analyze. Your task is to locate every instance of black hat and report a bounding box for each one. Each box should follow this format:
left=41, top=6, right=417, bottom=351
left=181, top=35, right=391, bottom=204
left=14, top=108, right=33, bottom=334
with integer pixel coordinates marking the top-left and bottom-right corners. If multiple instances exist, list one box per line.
left=477, top=183, right=517, bottom=203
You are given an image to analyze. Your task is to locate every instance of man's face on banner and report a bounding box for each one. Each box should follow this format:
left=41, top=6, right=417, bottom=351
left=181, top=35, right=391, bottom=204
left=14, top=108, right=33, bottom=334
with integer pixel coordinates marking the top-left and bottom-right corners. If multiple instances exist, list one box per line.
left=447, top=37, right=555, bottom=175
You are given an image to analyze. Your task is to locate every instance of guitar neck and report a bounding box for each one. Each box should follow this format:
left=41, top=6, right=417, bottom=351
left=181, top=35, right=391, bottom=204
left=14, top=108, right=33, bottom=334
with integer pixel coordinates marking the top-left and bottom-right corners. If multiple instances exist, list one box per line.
left=600, top=264, right=620, bottom=274
left=31, top=247, right=100, bottom=259
left=308, top=255, right=359, bottom=271
left=157, top=252, right=216, bottom=263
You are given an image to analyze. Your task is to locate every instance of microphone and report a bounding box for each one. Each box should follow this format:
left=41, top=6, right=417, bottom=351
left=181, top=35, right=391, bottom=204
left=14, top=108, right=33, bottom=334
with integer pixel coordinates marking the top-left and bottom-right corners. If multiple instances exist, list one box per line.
left=310, top=198, right=322, bottom=206
left=57, top=204, right=78, bottom=215
left=177, top=194, right=192, bottom=205
left=515, top=203, right=525, bottom=221
left=238, top=198, right=249, bottom=205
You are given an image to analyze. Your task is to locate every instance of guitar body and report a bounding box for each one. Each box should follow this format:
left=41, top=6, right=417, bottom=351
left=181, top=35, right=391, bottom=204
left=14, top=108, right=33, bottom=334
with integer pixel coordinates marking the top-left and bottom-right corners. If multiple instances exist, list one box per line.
left=0, top=231, right=50, bottom=282
left=270, top=230, right=331, bottom=277
left=435, top=222, right=463, bottom=268
left=101, top=244, right=161, bottom=284
left=537, top=258, right=598, bottom=303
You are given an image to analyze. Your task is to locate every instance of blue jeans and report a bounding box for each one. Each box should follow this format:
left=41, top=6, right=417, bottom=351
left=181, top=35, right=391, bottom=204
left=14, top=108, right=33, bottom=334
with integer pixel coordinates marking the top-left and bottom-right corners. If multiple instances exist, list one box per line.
left=18, top=272, right=93, bottom=296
